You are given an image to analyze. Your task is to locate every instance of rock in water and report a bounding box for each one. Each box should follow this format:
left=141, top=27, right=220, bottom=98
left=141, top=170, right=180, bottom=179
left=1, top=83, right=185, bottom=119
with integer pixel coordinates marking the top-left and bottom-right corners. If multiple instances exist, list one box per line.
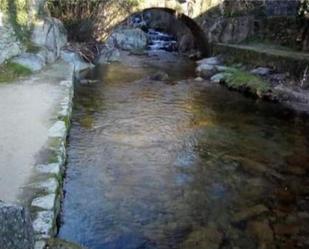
left=0, top=201, right=34, bottom=249
left=196, top=64, right=217, bottom=79
left=148, top=71, right=169, bottom=81
left=105, top=28, right=148, bottom=51
left=181, top=226, right=223, bottom=249
left=210, top=72, right=232, bottom=83
left=196, top=57, right=221, bottom=66
left=97, top=47, right=121, bottom=64
left=251, top=67, right=272, bottom=76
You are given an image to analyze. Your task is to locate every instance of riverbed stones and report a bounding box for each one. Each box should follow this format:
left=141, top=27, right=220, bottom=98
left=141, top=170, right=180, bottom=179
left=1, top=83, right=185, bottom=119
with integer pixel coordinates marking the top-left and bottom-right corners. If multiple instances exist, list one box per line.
left=149, top=71, right=169, bottom=81
left=97, top=47, right=121, bottom=64
left=251, top=67, right=272, bottom=76
left=232, top=204, right=269, bottom=223
left=197, top=57, right=221, bottom=66
left=247, top=220, right=274, bottom=249
left=210, top=72, right=232, bottom=83
left=181, top=226, right=223, bottom=249
left=0, top=201, right=35, bottom=249
left=196, top=64, right=217, bottom=79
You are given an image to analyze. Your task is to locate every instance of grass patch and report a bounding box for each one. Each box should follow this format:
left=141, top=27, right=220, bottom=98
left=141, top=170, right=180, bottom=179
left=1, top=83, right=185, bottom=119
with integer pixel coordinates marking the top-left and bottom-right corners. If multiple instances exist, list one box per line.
left=224, top=68, right=271, bottom=97
left=0, top=61, right=32, bottom=83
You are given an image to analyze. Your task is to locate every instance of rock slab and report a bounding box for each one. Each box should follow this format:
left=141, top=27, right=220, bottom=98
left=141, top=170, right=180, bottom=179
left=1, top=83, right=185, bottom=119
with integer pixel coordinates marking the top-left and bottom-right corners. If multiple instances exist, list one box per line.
left=0, top=201, right=34, bottom=249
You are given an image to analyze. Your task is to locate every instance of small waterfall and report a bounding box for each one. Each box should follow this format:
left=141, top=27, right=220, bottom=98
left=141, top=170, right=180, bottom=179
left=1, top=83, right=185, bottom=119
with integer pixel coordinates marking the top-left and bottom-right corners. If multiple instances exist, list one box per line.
left=147, top=29, right=177, bottom=52
left=129, top=15, right=178, bottom=52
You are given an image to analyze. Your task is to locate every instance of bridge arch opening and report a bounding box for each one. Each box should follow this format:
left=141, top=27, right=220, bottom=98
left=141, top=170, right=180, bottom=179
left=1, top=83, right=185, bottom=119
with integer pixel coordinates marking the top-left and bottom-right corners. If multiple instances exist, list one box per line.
left=116, top=7, right=210, bottom=57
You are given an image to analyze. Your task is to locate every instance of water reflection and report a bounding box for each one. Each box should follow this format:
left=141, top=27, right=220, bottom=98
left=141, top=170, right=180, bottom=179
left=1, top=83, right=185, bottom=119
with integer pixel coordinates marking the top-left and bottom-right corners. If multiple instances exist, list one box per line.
left=59, top=55, right=309, bottom=249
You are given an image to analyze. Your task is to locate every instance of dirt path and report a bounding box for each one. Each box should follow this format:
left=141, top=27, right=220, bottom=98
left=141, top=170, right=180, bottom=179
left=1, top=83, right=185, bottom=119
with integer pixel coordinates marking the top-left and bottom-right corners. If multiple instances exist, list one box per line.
left=0, top=62, right=71, bottom=203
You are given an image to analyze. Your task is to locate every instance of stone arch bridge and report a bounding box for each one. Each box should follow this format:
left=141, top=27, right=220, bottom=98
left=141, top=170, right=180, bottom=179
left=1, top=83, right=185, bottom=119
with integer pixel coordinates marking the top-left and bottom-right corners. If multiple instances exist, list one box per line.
left=94, top=0, right=218, bottom=56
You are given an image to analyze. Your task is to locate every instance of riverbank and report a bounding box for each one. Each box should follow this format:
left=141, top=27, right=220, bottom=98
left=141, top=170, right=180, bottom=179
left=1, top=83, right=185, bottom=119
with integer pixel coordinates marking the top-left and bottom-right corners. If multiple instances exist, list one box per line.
left=195, top=47, right=309, bottom=115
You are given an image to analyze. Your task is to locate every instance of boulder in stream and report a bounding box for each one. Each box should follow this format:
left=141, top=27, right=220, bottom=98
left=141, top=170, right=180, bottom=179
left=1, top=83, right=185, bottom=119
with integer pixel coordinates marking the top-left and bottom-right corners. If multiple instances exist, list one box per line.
left=105, top=28, right=148, bottom=51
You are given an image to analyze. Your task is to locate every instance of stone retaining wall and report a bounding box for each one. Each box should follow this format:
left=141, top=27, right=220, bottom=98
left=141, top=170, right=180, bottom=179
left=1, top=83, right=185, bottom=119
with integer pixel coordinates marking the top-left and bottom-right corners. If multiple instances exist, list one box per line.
left=28, top=53, right=93, bottom=248
left=213, top=43, right=309, bottom=78
left=30, top=66, right=75, bottom=249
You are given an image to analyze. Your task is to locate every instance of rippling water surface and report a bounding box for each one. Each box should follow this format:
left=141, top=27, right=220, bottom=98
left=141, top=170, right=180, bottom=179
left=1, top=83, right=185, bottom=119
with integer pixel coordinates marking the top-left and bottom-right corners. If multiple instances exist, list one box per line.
left=59, top=53, right=309, bottom=249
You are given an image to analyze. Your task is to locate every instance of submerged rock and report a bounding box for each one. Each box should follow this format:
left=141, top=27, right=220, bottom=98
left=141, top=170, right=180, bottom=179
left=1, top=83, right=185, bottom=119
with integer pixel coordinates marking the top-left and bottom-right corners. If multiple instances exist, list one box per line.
left=148, top=71, right=169, bottom=81
left=196, top=64, right=217, bottom=79
left=0, top=201, right=34, bottom=249
left=251, top=67, right=272, bottom=76
left=232, top=204, right=269, bottom=223
left=210, top=72, right=232, bottom=83
left=196, top=57, right=221, bottom=66
left=247, top=220, right=274, bottom=249
left=181, top=226, right=223, bottom=249
left=97, top=47, right=121, bottom=64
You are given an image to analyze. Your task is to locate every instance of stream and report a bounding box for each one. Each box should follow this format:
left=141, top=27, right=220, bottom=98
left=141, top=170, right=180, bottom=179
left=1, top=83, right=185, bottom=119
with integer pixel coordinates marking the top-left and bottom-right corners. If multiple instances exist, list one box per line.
left=58, top=50, right=309, bottom=249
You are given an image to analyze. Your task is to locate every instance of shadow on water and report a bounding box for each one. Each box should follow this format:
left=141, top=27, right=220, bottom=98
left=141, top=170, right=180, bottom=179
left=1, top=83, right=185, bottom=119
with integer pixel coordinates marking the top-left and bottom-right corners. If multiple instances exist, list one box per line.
left=59, top=52, right=309, bottom=249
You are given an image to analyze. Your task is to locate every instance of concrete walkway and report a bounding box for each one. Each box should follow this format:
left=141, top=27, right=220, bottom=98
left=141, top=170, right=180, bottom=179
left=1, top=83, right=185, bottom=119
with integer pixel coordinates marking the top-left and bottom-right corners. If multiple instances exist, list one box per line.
left=0, top=61, right=72, bottom=204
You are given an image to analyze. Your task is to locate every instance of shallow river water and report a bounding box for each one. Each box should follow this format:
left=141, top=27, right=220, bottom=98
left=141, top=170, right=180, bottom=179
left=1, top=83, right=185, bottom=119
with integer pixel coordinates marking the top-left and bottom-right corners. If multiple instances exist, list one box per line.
left=59, top=52, right=309, bottom=249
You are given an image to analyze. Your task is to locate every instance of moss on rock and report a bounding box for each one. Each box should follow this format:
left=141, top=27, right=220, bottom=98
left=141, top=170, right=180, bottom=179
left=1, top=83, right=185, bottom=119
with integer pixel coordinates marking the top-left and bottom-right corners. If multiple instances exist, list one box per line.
left=223, top=68, right=272, bottom=98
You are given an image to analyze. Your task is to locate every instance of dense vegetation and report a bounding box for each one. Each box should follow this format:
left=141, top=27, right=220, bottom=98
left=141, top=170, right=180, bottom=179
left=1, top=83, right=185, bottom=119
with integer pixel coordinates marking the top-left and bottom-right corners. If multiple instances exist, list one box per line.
left=0, top=0, right=31, bottom=43
left=46, top=0, right=142, bottom=41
